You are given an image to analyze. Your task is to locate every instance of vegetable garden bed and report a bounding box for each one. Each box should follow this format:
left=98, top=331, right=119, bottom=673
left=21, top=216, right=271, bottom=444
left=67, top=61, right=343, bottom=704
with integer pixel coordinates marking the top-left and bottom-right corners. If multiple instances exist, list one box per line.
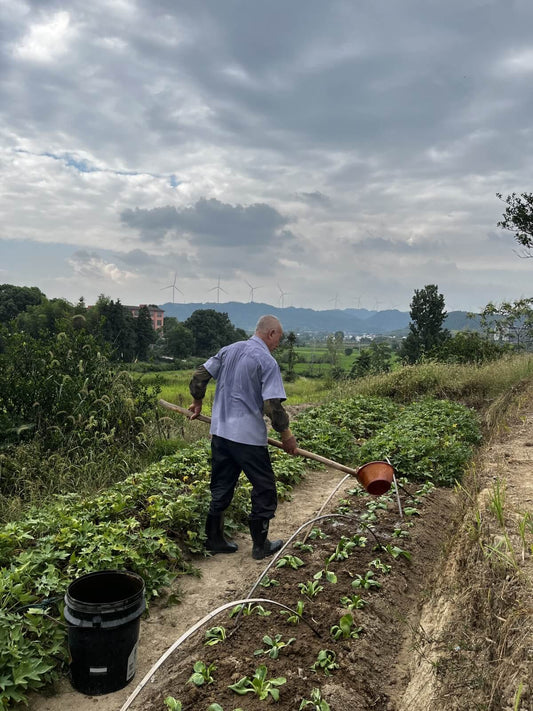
left=128, top=479, right=455, bottom=711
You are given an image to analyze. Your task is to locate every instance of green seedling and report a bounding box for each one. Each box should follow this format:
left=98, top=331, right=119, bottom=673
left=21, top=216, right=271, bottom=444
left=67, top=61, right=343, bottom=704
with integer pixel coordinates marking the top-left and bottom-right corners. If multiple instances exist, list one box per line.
left=366, top=499, right=388, bottom=513
left=351, top=534, right=367, bottom=547
left=294, top=540, right=314, bottom=553
left=164, top=698, right=182, bottom=711
left=188, top=660, right=216, bottom=686
left=351, top=570, right=381, bottom=590
left=369, top=558, right=392, bottom=573
left=276, top=554, right=305, bottom=570
left=280, top=599, right=305, bottom=624
left=254, top=633, right=296, bottom=659
left=340, top=593, right=366, bottom=610
left=228, top=664, right=287, bottom=701
left=383, top=543, right=412, bottom=560
left=489, top=478, right=506, bottom=527
left=308, top=527, right=328, bottom=540
left=313, top=568, right=337, bottom=584
left=347, top=485, right=367, bottom=497
left=359, top=511, right=377, bottom=523
left=403, top=506, right=420, bottom=517
left=230, top=603, right=271, bottom=618
left=392, top=527, right=410, bottom=539
left=416, top=481, right=435, bottom=496
left=330, top=613, right=363, bottom=640
left=310, top=649, right=339, bottom=676
left=513, top=682, right=525, bottom=711
left=207, top=705, right=244, bottom=711
left=299, top=687, right=331, bottom=710
left=204, top=626, right=226, bottom=646
left=518, top=512, right=532, bottom=560
left=335, top=502, right=351, bottom=514
left=259, top=575, right=280, bottom=588
left=327, top=536, right=357, bottom=562
left=298, top=580, right=324, bottom=598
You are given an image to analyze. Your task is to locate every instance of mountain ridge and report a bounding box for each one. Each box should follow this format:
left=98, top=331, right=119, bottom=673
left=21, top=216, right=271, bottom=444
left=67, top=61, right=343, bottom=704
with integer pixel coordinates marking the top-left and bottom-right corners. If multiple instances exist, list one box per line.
left=159, top=301, right=480, bottom=335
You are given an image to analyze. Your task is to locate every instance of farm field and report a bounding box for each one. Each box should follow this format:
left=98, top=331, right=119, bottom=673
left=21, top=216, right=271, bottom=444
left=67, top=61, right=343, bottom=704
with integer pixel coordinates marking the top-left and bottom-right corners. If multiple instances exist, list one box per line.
left=27, top=381, right=533, bottom=711
left=145, top=370, right=332, bottom=413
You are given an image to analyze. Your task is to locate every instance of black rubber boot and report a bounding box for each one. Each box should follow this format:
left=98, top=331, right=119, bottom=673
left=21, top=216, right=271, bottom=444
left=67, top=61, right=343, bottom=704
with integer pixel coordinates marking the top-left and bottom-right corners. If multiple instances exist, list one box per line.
left=205, top=514, right=238, bottom=554
left=249, top=518, right=283, bottom=560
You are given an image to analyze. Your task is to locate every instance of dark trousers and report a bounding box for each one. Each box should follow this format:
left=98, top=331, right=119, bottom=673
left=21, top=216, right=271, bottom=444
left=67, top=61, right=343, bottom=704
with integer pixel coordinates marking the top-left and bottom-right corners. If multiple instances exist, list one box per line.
left=209, top=435, right=278, bottom=520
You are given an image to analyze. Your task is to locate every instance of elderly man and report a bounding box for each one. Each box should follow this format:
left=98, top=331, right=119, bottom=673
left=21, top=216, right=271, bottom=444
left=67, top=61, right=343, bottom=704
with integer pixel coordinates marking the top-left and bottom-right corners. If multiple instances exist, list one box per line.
left=189, top=314, right=298, bottom=560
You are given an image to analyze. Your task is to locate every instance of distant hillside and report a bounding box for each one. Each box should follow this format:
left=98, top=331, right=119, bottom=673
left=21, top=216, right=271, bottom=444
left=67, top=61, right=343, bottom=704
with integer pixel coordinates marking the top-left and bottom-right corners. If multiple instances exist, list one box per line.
left=159, top=301, right=481, bottom=335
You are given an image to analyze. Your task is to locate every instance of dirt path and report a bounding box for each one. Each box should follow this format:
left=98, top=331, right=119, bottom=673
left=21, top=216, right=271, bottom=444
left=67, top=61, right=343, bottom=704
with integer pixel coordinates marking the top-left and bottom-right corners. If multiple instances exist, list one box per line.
left=28, top=385, right=533, bottom=711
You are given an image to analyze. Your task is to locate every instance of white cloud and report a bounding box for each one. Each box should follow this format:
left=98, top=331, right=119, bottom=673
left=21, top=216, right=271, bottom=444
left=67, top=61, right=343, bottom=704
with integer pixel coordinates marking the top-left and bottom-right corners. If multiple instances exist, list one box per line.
left=67, top=251, right=137, bottom=283
left=14, top=11, right=75, bottom=62
left=500, top=47, right=533, bottom=75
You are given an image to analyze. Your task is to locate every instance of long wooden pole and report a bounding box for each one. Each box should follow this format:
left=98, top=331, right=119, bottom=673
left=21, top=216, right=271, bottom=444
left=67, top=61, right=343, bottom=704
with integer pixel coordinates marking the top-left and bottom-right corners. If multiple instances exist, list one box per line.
left=158, top=399, right=360, bottom=478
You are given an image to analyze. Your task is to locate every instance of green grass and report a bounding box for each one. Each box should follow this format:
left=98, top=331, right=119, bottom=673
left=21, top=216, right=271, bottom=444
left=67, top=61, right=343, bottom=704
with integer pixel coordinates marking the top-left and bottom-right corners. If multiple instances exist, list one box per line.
left=326, top=353, right=533, bottom=408
left=153, top=369, right=330, bottom=414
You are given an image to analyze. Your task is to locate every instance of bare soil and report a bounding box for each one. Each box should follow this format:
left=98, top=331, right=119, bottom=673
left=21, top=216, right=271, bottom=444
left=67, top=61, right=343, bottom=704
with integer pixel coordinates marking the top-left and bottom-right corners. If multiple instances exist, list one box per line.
left=29, top=386, right=533, bottom=711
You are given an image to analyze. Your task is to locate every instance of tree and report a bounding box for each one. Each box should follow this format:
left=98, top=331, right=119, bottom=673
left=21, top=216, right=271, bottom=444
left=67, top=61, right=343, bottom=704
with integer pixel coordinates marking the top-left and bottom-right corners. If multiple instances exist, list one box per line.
left=436, top=331, right=507, bottom=364
left=15, top=298, right=75, bottom=338
left=0, top=284, right=45, bottom=323
left=350, top=349, right=372, bottom=378
left=166, top=323, right=194, bottom=359
left=400, top=284, right=450, bottom=364
left=369, top=342, right=392, bottom=373
left=326, top=334, right=338, bottom=367
left=135, top=305, right=156, bottom=360
left=91, top=296, right=137, bottom=361
left=497, top=192, right=533, bottom=257
left=478, top=298, right=533, bottom=349
left=184, top=309, right=246, bottom=356
left=285, top=331, right=298, bottom=381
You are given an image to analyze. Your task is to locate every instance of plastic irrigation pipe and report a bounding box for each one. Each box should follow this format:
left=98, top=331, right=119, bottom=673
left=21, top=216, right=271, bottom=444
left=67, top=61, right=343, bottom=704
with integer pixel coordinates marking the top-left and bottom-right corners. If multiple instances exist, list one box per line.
left=118, top=597, right=319, bottom=711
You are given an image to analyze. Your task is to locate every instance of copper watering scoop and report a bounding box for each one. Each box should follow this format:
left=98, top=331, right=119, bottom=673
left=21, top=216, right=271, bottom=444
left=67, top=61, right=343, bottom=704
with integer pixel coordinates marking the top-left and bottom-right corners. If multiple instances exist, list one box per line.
left=158, top=399, right=393, bottom=496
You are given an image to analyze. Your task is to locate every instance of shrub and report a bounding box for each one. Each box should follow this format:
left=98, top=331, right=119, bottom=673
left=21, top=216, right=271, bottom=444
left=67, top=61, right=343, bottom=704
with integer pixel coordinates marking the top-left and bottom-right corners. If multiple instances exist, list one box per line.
left=358, top=398, right=482, bottom=486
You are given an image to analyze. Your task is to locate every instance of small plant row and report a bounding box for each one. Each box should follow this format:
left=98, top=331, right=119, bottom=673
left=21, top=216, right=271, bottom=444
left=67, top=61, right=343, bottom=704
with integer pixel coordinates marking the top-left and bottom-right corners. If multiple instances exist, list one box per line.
left=159, top=478, right=435, bottom=709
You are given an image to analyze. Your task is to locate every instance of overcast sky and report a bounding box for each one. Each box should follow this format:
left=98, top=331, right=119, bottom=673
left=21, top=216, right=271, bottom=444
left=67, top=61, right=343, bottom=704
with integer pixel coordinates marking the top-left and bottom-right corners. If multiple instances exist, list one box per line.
left=2, top=0, right=533, bottom=313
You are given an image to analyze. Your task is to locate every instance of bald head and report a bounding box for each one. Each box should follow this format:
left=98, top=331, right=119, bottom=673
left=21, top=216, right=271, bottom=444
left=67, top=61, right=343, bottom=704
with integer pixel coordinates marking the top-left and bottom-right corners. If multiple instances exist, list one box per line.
left=255, top=315, right=282, bottom=335
left=255, top=315, right=283, bottom=352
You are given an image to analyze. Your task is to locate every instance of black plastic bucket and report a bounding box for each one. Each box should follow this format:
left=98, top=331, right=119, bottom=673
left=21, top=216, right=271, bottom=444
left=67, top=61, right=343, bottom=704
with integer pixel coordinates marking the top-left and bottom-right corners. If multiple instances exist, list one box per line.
left=64, top=570, right=146, bottom=695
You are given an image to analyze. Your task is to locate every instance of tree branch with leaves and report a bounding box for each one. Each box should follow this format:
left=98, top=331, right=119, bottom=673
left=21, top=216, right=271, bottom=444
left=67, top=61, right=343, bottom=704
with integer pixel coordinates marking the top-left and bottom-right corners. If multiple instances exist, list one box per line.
left=496, top=192, right=533, bottom=258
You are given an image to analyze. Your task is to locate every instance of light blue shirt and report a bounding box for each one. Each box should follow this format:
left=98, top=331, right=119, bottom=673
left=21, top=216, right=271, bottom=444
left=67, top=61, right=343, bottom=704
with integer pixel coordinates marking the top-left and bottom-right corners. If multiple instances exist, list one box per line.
left=203, top=335, right=287, bottom=446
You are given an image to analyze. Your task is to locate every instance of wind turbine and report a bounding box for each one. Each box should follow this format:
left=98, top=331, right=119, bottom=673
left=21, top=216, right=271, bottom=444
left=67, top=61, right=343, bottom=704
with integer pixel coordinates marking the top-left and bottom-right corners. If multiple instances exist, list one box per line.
left=161, top=273, right=183, bottom=303
left=278, top=283, right=290, bottom=308
left=209, top=276, right=227, bottom=304
left=329, top=293, right=340, bottom=310
left=245, top=279, right=263, bottom=303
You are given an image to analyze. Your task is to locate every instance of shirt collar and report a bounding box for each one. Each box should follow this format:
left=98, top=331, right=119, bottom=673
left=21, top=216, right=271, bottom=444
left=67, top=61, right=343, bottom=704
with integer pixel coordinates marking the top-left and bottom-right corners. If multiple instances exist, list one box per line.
left=250, top=334, right=270, bottom=353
